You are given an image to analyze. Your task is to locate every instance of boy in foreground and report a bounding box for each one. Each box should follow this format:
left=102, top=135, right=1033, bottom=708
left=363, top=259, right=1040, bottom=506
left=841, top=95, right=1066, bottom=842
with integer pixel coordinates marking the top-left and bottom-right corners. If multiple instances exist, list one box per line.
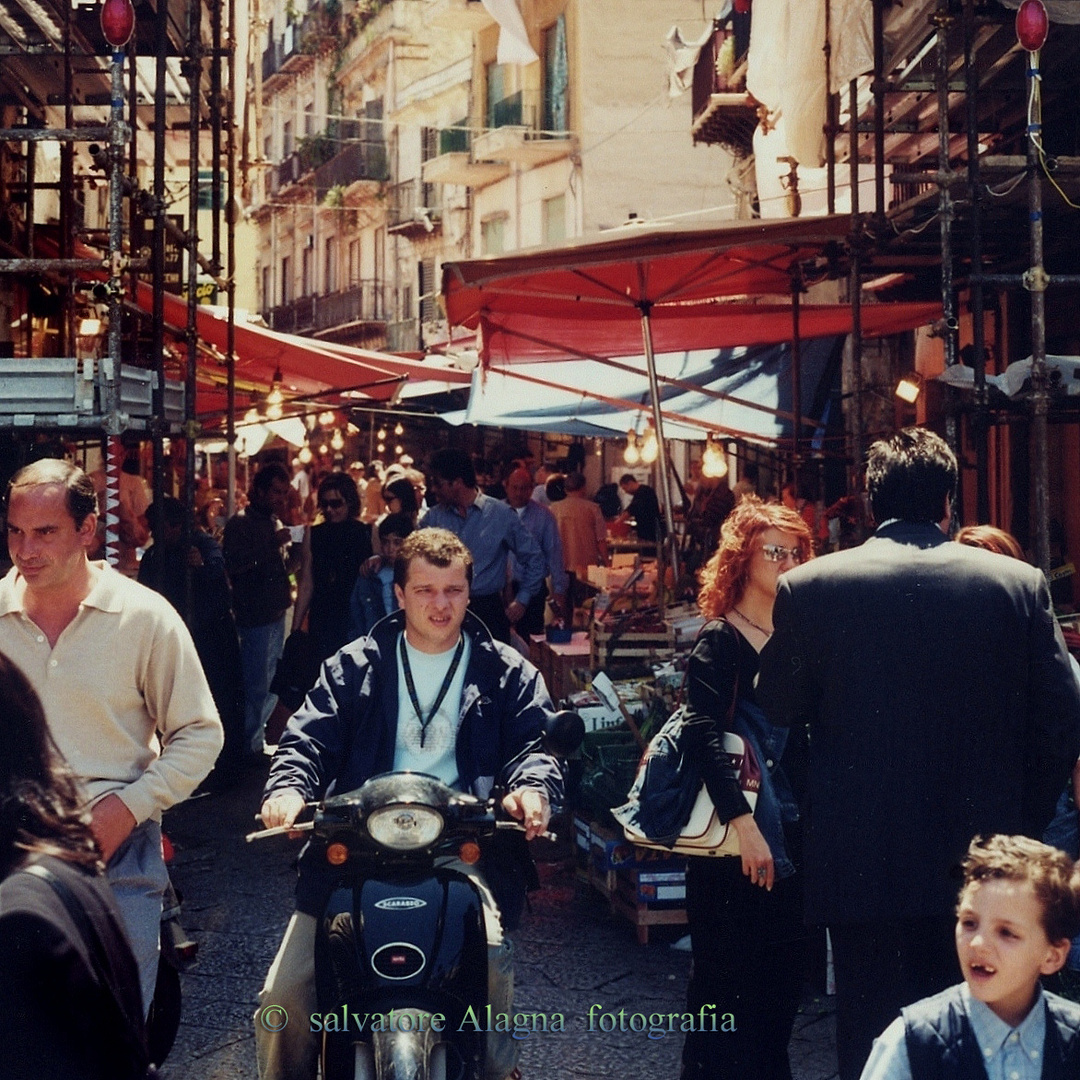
left=861, top=834, right=1080, bottom=1079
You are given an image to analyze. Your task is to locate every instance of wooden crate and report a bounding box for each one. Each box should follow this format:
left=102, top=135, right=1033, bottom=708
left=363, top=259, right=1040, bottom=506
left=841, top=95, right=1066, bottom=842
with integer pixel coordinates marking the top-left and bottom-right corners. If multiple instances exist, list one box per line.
left=591, top=623, right=675, bottom=669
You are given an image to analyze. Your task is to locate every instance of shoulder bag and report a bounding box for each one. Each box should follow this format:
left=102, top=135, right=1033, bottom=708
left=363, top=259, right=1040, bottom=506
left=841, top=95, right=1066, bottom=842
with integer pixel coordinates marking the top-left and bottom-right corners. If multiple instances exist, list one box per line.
left=611, top=652, right=762, bottom=857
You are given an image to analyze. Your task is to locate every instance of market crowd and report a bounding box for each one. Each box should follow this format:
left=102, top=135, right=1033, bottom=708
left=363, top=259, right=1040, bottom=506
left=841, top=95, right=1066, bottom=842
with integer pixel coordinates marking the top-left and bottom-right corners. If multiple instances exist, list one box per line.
left=0, top=428, right=1079, bottom=1080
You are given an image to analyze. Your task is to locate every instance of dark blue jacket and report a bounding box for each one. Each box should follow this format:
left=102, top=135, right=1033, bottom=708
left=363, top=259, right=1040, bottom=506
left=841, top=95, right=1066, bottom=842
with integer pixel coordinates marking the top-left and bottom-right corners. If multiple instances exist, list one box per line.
left=264, top=609, right=563, bottom=915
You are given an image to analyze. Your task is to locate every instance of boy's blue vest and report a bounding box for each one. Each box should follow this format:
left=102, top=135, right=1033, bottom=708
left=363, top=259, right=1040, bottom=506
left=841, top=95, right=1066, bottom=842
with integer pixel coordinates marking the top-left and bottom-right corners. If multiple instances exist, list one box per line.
left=902, top=985, right=1080, bottom=1080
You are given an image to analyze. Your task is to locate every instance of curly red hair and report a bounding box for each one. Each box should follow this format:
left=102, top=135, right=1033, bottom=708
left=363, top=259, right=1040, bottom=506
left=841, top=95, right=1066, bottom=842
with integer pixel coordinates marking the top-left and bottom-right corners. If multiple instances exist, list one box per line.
left=697, top=496, right=813, bottom=619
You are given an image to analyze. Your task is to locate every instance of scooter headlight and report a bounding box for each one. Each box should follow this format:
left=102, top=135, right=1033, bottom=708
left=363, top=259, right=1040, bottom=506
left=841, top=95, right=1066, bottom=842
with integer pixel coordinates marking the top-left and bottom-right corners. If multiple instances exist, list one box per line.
left=366, top=804, right=444, bottom=850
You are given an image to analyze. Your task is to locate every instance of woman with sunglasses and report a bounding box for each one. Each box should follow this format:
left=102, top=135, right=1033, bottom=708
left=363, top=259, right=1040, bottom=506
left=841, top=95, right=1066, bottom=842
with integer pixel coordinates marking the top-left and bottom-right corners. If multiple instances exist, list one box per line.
left=680, top=496, right=812, bottom=1080
left=291, top=472, right=372, bottom=663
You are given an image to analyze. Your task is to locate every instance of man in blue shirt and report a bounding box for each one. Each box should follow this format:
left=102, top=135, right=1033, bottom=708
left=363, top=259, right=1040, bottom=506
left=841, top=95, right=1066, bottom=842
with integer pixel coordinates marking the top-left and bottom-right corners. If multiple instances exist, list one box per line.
left=504, top=468, right=568, bottom=638
left=423, top=448, right=545, bottom=645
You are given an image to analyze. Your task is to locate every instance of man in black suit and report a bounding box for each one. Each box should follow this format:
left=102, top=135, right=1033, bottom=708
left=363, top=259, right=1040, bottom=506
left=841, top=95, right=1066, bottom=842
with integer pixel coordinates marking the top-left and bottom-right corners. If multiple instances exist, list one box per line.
left=757, top=427, right=1080, bottom=1080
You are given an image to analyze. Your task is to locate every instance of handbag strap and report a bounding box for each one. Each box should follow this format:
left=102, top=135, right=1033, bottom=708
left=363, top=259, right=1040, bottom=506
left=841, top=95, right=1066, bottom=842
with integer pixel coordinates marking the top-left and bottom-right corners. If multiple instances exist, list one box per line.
left=20, top=861, right=151, bottom=1077
left=677, top=618, right=740, bottom=726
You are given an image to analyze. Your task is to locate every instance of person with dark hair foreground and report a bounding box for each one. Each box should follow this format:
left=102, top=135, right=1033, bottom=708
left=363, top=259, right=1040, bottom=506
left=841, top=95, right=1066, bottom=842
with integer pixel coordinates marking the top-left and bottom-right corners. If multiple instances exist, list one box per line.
left=680, top=497, right=813, bottom=1080
left=0, top=653, right=149, bottom=1080
left=757, top=427, right=1080, bottom=1080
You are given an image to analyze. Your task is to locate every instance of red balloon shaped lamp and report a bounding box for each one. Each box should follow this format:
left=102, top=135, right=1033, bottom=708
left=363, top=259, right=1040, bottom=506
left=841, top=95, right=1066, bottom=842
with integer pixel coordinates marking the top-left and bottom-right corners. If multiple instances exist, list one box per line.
left=100, top=0, right=135, bottom=48
left=1016, top=0, right=1049, bottom=53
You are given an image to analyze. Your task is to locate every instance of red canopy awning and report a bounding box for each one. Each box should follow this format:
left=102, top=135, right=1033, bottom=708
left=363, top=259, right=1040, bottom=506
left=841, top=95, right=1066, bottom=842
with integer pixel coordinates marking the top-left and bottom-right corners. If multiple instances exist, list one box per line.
left=442, top=215, right=941, bottom=363
left=137, top=284, right=471, bottom=419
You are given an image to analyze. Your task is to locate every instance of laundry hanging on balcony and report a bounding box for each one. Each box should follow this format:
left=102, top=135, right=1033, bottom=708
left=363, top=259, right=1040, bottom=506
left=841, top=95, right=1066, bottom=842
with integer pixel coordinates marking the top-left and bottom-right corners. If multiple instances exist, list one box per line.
left=481, top=0, right=539, bottom=65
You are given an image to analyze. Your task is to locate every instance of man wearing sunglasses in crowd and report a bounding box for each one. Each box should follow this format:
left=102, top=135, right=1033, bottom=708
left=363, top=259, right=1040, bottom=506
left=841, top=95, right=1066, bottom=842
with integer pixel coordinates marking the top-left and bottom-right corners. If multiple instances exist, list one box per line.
left=756, top=427, right=1080, bottom=1080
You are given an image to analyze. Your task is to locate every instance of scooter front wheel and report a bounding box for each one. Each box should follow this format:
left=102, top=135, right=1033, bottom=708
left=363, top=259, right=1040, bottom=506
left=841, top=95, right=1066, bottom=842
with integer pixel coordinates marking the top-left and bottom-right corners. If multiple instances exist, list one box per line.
left=370, top=1009, right=446, bottom=1080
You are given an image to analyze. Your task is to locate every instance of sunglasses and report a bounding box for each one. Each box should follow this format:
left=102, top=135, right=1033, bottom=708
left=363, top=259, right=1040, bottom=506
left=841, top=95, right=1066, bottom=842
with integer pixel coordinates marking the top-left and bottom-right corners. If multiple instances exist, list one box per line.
left=760, top=543, right=803, bottom=564
left=320, top=498, right=346, bottom=511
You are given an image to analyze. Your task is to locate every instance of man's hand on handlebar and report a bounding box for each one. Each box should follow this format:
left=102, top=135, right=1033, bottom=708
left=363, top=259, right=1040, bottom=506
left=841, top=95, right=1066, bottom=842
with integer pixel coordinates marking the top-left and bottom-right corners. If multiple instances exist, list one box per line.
left=501, top=787, right=551, bottom=841
left=261, top=789, right=307, bottom=834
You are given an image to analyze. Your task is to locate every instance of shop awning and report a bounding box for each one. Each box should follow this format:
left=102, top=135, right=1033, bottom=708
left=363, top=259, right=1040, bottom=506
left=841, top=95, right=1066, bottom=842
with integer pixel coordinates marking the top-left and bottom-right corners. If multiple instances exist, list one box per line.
left=442, top=215, right=940, bottom=364
left=136, top=284, right=472, bottom=421
left=455, top=339, right=842, bottom=444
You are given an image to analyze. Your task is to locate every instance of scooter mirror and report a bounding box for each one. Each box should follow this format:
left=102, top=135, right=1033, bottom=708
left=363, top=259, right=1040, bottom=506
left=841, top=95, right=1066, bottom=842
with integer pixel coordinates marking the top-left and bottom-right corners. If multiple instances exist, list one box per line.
left=542, top=710, right=585, bottom=759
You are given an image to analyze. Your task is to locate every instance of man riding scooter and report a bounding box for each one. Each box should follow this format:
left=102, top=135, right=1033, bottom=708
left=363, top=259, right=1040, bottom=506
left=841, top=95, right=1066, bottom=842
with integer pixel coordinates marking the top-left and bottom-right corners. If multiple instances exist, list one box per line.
left=257, top=527, right=563, bottom=1080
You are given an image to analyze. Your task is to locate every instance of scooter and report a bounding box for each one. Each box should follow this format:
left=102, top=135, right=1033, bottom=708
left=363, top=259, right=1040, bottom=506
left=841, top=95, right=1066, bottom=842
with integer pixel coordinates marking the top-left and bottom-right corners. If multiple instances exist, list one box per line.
left=255, top=711, right=583, bottom=1080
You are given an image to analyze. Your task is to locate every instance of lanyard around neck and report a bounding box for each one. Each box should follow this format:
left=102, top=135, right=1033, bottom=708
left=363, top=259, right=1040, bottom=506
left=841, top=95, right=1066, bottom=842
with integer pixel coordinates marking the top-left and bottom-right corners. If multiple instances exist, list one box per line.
left=399, top=633, right=465, bottom=748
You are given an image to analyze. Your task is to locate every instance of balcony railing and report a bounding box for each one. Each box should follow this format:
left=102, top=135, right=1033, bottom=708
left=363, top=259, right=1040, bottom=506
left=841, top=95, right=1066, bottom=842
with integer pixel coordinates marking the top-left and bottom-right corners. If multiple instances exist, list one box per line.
left=388, top=177, right=441, bottom=232
left=386, top=318, right=419, bottom=352
left=272, top=152, right=302, bottom=193
left=313, top=282, right=388, bottom=332
left=313, top=140, right=388, bottom=195
left=269, top=295, right=315, bottom=334
left=690, top=17, right=755, bottom=158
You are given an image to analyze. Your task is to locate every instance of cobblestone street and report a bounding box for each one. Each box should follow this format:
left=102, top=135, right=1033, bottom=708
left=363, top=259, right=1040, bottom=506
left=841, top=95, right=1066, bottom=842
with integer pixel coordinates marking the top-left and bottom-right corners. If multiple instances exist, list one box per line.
left=158, top=763, right=837, bottom=1080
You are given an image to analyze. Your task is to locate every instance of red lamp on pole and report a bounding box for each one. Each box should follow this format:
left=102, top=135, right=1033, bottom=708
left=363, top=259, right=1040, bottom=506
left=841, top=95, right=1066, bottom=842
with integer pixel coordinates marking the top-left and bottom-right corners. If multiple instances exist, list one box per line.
left=100, top=0, right=135, bottom=48
left=1016, top=0, right=1049, bottom=53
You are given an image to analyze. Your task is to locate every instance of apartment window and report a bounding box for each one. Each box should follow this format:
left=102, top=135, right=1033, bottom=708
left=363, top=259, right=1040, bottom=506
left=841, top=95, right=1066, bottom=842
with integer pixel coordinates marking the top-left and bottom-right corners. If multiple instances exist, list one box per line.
left=348, top=239, right=360, bottom=288
left=419, top=259, right=437, bottom=323
left=301, top=246, right=313, bottom=296
left=195, top=169, right=225, bottom=211
left=281, top=255, right=292, bottom=303
left=263, top=132, right=272, bottom=161
left=543, top=195, right=566, bottom=245
left=400, top=284, right=412, bottom=320
left=283, top=120, right=294, bottom=157
left=261, top=266, right=271, bottom=312
left=481, top=216, right=507, bottom=256
left=543, top=15, right=569, bottom=134
left=486, top=62, right=508, bottom=128
left=324, top=236, right=337, bottom=294
left=304, top=103, right=316, bottom=137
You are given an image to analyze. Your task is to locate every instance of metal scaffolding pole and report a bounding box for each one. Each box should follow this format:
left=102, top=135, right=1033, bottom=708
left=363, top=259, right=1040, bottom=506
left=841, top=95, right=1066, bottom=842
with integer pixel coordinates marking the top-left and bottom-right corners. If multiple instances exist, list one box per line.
left=963, top=0, right=990, bottom=523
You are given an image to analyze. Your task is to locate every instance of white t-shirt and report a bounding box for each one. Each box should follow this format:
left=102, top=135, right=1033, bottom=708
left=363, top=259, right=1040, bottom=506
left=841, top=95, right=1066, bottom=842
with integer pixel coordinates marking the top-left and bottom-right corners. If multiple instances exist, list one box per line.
left=394, top=633, right=471, bottom=787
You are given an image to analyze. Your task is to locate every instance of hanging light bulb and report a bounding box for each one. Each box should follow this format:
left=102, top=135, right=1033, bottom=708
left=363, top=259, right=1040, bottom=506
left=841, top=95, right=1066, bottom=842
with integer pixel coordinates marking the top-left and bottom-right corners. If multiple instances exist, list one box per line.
left=319, top=443, right=329, bottom=456
left=623, top=434, right=641, bottom=466
left=394, top=421, right=404, bottom=436
left=377, top=442, right=386, bottom=454
left=701, top=437, right=729, bottom=479
left=298, top=445, right=313, bottom=465
left=640, top=426, right=659, bottom=465
left=243, top=406, right=260, bottom=425
left=377, top=426, right=387, bottom=441
left=330, top=429, right=345, bottom=451
left=266, top=368, right=284, bottom=420
left=319, top=410, right=336, bottom=426
left=395, top=444, right=404, bottom=456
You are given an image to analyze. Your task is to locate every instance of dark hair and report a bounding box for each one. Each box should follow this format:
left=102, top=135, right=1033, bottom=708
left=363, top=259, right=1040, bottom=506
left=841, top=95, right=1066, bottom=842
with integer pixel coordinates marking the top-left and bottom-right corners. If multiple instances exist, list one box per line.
left=564, top=471, right=587, bottom=494
left=430, top=447, right=476, bottom=489
left=595, top=482, right=623, bottom=520
left=393, top=527, right=474, bottom=589
left=545, top=474, right=566, bottom=502
left=0, top=654, right=101, bottom=876
left=619, top=473, right=637, bottom=486
left=382, top=477, right=419, bottom=517
left=697, top=496, right=814, bottom=619
left=146, top=496, right=187, bottom=533
left=378, top=512, right=415, bottom=541
left=8, top=458, right=98, bottom=529
left=955, top=524, right=1025, bottom=561
left=960, top=834, right=1080, bottom=945
left=317, top=472, right=360, bottom=519
left=865, top=427, right=957, bottom=525
left=250, top=462, right=290, bottom=499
